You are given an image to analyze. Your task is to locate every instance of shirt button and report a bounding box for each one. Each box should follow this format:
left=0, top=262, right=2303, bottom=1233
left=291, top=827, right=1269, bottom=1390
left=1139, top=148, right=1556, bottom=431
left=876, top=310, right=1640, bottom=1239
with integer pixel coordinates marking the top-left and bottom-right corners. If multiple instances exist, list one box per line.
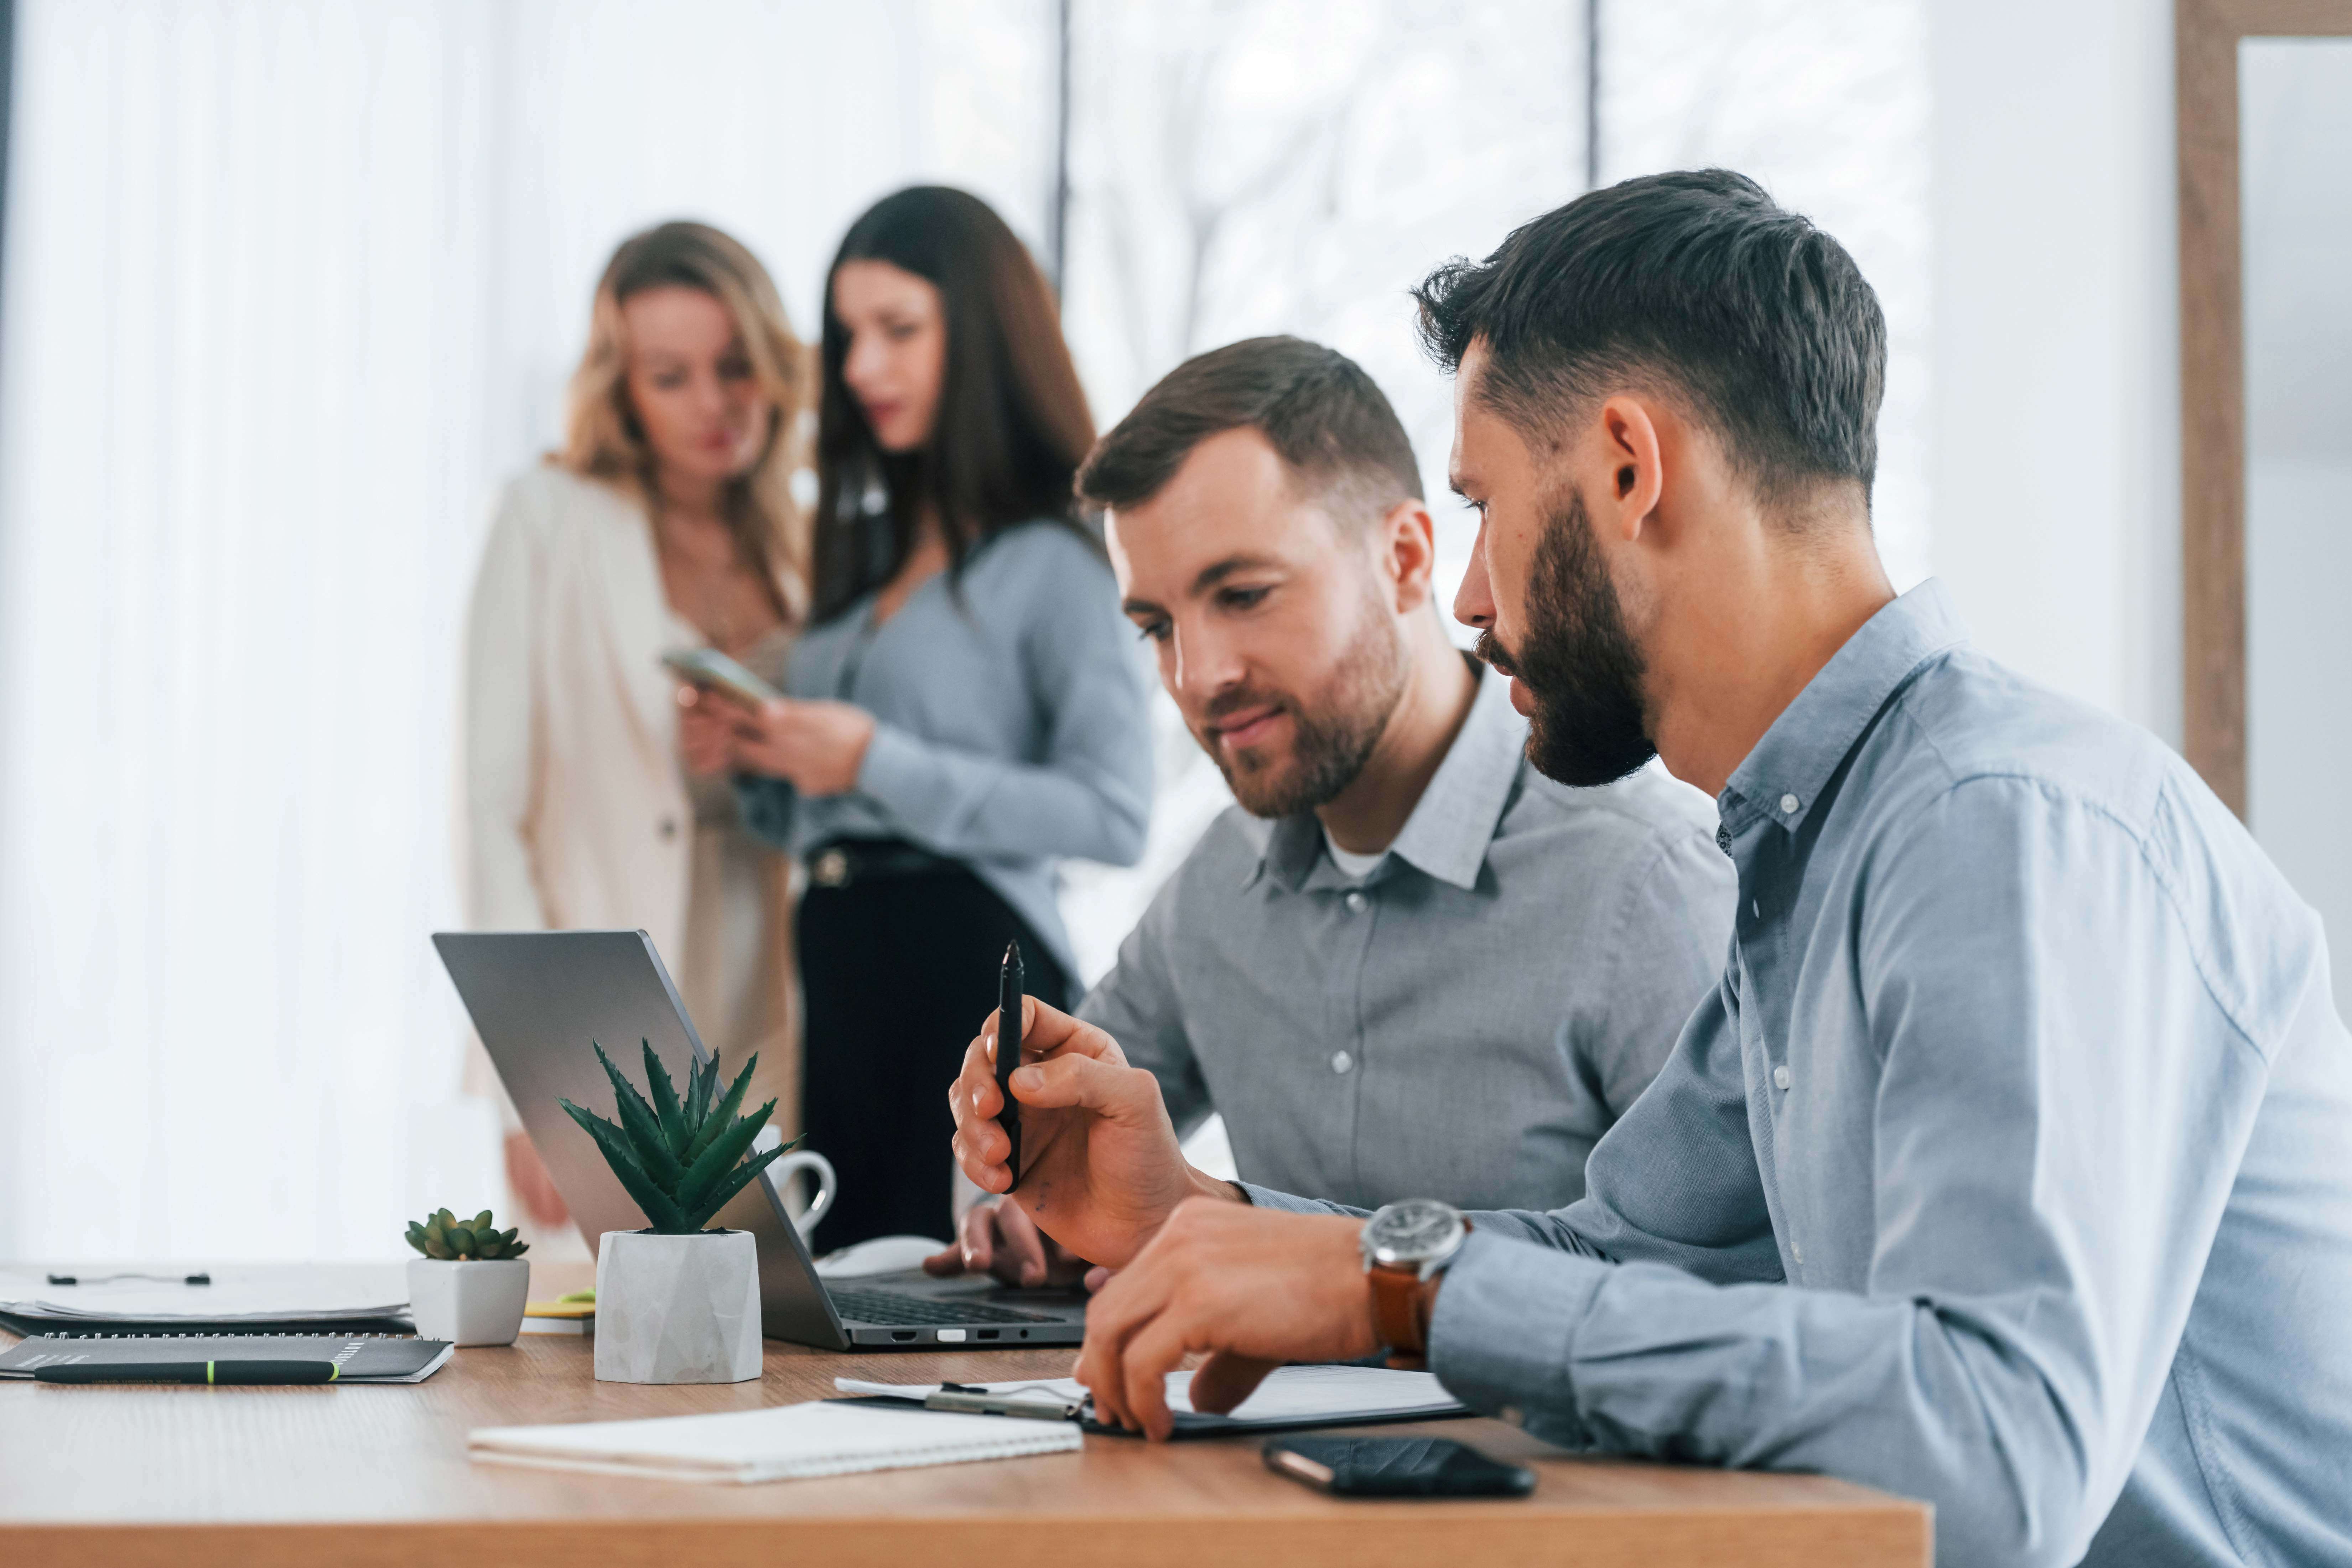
left=1772, top=1063, right=1791, bottom=1091
left=658, top=817, right=679, bottom=841
left=1780, top=793, right=1800, bottom=814
left=1344, top=891, right=1368, bottom=914
left=1330, top=1050, right=1355, bottom=1075
left=1791, top=1240, right=1805, bottom=1265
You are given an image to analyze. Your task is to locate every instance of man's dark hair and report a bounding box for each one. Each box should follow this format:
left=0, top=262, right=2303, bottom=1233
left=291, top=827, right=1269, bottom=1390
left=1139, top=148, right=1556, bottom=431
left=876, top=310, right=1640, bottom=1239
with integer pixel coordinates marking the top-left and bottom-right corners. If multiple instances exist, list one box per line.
left=1413, top=169, right=1884, bottom=510
left=1077, top=336, right=1421, bottom=525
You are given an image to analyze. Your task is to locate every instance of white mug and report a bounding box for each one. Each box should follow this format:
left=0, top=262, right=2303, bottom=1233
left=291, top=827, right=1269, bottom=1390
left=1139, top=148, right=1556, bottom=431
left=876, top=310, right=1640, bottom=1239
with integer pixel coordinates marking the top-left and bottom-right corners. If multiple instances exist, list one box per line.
left=752, top=1126, right=836, bottom=1237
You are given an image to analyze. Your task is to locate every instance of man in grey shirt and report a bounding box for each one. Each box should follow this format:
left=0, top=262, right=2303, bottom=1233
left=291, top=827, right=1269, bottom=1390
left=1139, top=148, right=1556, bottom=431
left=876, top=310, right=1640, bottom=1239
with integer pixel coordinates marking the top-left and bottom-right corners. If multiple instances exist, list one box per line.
left=948, top=173, right=2352, bottom=1567
left=928, top=336, right=1731, bottom=1286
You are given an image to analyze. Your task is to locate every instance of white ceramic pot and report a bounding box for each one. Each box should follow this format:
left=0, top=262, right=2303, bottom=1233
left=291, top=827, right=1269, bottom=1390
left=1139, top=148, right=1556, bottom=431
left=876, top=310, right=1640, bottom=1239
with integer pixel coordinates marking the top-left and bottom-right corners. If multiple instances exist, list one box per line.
left=593, top=1229, right=762, bottom=1385
left=406, top=1258, right=530, bottom=1346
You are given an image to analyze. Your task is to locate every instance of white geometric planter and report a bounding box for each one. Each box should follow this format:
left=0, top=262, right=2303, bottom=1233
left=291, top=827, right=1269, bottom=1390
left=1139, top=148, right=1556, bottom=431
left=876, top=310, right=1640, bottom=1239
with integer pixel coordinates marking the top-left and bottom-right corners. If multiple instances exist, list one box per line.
left=593, top=1229, right=762, bottom=1385
left=406, top=1258, right=531, bottom=1346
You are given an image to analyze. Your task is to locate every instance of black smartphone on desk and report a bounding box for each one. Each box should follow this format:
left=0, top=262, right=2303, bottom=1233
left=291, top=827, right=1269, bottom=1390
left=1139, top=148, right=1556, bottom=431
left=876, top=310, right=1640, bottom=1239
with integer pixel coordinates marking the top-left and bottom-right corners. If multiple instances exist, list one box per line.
left=1263, top=1437, right=1535, bottom=1498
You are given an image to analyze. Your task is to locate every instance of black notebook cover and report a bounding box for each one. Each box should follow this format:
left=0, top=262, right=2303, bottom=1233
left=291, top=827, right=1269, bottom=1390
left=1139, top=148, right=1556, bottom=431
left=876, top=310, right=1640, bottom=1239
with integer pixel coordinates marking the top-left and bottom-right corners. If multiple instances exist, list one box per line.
left=0, top=1308, right=415, bottom=1340
left=0, top=1334, right=451, bottom=1382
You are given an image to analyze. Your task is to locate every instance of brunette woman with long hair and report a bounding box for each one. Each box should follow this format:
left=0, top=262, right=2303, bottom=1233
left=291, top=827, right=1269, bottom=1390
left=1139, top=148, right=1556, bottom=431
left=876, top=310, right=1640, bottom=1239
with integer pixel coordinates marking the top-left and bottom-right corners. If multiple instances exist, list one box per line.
left=465, top=221, right=809, bottom=1245
left=681, top=187, right=1150, bottom=1250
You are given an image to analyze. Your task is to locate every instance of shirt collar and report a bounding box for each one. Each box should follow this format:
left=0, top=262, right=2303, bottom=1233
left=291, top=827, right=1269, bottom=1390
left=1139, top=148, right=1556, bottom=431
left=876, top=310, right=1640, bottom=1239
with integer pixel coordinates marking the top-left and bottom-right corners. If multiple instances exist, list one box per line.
left=1720, top=577, right=1970, bottom=838
left=1254, top=657, right=1523, bottom=894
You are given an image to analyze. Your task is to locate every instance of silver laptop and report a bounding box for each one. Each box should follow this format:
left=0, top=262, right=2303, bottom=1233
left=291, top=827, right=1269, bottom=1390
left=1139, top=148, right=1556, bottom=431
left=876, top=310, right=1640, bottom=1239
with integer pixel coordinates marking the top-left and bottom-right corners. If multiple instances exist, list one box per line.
left=432, top=929, right=1088, bottom=1349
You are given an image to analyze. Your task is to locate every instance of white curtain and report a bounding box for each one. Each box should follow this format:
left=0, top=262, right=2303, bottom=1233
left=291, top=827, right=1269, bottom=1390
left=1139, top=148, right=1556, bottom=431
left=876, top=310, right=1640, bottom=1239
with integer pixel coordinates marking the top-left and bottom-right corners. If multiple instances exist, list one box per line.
left=0, top=0, right=1052, bottom=1260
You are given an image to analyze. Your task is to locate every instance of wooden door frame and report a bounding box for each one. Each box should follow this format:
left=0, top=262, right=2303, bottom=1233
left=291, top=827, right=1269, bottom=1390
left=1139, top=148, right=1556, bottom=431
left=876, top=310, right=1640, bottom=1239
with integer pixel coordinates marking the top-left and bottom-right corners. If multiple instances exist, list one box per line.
left=2177, top=0, right=2352, bottom=816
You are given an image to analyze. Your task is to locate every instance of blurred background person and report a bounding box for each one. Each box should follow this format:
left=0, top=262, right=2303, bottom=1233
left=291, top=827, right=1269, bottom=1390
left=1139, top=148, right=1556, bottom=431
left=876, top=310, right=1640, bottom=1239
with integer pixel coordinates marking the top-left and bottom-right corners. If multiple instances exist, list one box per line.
left=684, top=186, right=1151, bottom=1251
left=463, top=221, right=811, bottom=1245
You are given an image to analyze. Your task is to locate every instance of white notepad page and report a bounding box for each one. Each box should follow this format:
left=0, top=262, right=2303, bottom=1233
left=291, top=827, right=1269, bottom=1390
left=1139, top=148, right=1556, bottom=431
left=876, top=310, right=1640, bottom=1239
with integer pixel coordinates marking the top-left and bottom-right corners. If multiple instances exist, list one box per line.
left=834, top=1363, right=1465, bottom=1425
left=467, top=1400, right=1080, bottom=1484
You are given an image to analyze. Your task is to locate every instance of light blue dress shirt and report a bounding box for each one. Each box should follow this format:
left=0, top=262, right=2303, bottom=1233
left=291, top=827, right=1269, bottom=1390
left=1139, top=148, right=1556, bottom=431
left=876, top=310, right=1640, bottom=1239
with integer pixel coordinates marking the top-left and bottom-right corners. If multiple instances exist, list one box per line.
left=738, top=521, right=1152, bottom=978
left=1251, top=581, right=2352, bottom=1567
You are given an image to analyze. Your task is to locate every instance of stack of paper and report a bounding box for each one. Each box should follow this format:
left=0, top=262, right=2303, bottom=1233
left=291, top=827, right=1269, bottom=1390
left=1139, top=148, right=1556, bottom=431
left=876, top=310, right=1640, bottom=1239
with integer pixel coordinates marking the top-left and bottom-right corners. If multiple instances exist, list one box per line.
left=468, top=1401, right=1082, bottom=1484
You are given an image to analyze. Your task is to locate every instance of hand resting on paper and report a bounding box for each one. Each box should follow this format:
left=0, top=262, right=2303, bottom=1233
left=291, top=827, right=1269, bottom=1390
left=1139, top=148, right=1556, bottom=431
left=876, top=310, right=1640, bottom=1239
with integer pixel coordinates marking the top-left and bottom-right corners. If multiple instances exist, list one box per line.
left=946, top=996, right=1387, bottom=1440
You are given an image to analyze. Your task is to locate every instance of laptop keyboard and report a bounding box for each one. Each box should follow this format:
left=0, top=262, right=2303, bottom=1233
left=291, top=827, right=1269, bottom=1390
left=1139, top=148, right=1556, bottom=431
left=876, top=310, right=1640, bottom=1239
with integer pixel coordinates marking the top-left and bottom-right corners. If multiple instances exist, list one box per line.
left=830, top=1289, right=1063, bottom=1327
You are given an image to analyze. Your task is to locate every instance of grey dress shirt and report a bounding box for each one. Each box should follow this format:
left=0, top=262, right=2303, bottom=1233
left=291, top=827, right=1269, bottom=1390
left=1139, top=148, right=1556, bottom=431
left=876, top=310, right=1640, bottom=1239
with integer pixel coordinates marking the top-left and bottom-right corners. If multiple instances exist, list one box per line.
left=1080, top=661, right=1735, bottom=1211
left=739, top=521, right=1152, bottom=978
left=1251, top=581, right=2352, bottom=1568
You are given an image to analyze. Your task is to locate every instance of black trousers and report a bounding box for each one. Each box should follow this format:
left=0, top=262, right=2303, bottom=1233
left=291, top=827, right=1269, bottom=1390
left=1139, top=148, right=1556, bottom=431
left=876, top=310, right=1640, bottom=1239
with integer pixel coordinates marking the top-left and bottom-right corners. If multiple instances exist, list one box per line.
left=796, top=858, right=1069, bottom=1252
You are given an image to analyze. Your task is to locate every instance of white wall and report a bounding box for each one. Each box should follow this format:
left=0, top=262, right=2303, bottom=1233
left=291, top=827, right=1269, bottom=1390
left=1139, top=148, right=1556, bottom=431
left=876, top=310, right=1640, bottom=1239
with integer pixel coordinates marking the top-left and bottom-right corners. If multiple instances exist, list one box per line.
left=1929, top=0, right=2181, bottom=745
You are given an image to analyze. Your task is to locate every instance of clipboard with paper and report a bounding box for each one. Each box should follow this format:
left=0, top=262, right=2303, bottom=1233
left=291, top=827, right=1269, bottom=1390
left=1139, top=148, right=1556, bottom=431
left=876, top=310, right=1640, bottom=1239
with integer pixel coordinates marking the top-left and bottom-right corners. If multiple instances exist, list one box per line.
left=832, top=1363, right=1469, bottom=1439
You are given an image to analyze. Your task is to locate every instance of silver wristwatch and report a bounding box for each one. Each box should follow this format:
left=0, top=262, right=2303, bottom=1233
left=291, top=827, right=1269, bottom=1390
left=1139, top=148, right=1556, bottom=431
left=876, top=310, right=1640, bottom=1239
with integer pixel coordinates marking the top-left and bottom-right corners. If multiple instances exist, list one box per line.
left=1360, top=1198, right=1470, bottom=1279
left=1361, top=1199, right=1469, bottom=1367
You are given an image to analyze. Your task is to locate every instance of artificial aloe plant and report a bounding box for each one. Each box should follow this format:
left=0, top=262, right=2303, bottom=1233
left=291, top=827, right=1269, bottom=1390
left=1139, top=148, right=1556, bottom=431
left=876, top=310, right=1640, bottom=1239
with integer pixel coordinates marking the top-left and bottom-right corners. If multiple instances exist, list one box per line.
left=558, top=1040, right=797, bottom=1234
left=406, top=1207, right=529, bottom=1261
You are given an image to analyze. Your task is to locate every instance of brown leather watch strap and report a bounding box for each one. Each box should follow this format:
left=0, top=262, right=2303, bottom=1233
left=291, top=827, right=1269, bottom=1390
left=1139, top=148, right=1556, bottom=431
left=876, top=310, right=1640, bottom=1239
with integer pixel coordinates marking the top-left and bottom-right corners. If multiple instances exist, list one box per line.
left=1366, top=1265, right=1426, bottom=1370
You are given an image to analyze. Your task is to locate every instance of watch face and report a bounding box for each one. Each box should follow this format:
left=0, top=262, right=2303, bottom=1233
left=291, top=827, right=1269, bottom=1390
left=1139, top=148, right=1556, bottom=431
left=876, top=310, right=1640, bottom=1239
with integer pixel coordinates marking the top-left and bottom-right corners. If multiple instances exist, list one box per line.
left=1364, top=1199, right=1465, bottom=1269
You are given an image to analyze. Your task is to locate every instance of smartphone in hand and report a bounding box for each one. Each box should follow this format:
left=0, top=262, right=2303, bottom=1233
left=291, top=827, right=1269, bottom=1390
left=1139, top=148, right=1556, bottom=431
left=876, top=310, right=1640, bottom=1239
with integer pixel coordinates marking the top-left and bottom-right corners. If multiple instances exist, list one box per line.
left=1262, top=1437, right=1535, bottom=1499
left=662, top=647, right=783, bottom=708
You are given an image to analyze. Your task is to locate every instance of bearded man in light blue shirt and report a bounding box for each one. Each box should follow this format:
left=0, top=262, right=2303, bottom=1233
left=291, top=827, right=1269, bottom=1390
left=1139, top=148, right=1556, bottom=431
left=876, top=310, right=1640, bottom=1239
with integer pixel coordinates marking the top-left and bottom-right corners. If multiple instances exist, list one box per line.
left=945, top=170, right=2352, bottom=1567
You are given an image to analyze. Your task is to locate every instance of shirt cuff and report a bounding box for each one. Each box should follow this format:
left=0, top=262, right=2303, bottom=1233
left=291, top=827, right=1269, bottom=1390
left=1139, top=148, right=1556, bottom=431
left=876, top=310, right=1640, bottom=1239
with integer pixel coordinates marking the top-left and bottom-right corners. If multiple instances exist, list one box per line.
left=734, top=772, right=797, bottom=849
left=1427, top=1229, right=1608, bottom=1448
left=1236, top=1182, right=1363, bottom=1217
left=853, top=722, right=926, bottom=822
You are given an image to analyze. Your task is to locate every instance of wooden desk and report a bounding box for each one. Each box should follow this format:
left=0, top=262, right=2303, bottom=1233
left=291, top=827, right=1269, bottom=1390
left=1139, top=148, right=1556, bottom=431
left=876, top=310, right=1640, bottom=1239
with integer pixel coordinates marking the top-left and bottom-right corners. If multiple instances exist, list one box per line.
left=0, top=1263, right=1929, bottom=1566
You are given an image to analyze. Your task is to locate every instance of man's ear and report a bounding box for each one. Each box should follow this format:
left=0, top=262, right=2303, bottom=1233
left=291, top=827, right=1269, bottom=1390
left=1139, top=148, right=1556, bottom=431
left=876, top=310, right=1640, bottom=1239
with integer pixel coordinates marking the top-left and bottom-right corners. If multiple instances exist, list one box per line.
left=1371, top=498, right=1439, bottom=613
left=1595, top=395, right=1666, bottom=542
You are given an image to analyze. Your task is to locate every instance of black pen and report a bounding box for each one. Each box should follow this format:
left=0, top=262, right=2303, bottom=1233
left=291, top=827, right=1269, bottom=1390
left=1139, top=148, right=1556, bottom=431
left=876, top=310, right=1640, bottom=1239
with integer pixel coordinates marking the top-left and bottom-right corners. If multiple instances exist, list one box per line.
left=997, top=941, right=1024, bottom=1192
left=32, top=1361, right=339, bottom=1385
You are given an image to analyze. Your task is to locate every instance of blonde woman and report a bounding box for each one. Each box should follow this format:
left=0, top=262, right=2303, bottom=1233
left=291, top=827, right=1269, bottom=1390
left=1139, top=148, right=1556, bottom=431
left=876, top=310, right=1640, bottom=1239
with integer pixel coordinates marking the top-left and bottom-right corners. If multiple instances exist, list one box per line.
left=462, top=221, right=809, bottom=1236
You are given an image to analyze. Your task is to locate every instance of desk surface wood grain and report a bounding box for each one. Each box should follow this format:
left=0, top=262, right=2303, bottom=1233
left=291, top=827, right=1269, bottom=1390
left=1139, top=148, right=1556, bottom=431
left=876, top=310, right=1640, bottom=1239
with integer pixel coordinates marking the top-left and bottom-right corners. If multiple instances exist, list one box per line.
left=0, top=1262, right=1929, bottom=1567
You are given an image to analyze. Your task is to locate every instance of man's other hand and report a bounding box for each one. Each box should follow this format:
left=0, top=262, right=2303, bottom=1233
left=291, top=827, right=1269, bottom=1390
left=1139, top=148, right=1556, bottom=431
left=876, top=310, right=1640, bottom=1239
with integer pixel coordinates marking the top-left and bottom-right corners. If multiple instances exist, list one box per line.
left=921, top=1197, right=1099, bottom=1288
left=947, top=996, right=1238, bottom=1271
left=1075, top=1201, right=1379, bottom=1441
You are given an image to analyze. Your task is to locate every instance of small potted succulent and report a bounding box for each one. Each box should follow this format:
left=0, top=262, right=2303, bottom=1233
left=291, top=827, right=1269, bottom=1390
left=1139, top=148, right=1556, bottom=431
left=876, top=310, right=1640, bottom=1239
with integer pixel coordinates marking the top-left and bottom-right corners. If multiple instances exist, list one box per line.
left=404, top=1208, right=531, bottom=1346
left=559, top=1040, right=795, bottom=1384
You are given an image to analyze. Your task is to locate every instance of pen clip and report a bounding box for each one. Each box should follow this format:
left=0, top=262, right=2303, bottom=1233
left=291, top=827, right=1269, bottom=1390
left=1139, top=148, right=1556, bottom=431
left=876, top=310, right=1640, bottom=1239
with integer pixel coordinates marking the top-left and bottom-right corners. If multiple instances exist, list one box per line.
left=923, top=1390, right=1083, bottom=1421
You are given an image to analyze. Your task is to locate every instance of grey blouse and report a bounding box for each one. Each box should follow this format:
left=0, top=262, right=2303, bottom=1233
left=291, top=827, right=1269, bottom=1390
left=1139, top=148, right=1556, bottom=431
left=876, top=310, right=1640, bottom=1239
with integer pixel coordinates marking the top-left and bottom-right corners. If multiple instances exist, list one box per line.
left=737, top=520, right=1153, bottom=979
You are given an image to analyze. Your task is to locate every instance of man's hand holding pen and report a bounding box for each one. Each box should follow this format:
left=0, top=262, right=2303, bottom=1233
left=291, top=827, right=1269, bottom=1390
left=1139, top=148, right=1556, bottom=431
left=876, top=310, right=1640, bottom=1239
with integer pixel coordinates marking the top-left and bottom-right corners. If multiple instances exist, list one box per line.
left=946, top=997, right=1388, bottom=1440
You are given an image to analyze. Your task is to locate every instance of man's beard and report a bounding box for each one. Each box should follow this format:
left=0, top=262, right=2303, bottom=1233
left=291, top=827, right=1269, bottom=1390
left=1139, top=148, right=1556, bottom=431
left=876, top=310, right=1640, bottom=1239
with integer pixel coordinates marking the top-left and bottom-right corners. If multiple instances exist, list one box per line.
left=1476, top=484, right=1656, bottom=787
left=1201, top=590, right=1409, bottom=819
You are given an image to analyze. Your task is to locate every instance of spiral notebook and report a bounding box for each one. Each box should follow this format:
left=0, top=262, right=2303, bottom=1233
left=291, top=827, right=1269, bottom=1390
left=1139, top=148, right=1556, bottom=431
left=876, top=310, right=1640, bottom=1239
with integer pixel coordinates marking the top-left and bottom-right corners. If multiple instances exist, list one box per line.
left=469, top=1400, right=1080, bottom=1483
left=0, top=1334, right=453, bottom=1383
